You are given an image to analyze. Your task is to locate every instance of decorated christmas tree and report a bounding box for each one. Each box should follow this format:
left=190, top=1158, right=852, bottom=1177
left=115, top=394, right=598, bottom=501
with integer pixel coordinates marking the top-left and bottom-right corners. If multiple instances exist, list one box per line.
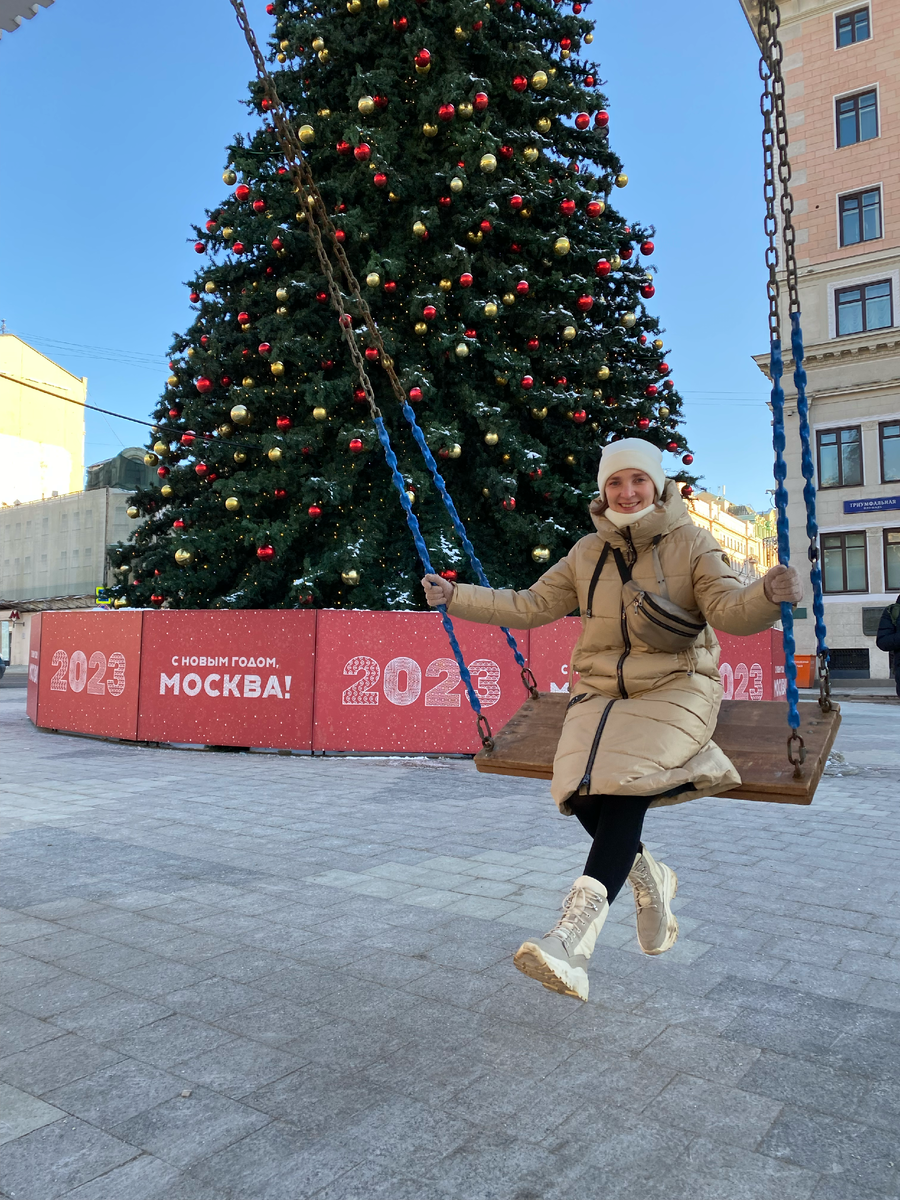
left=109, top=0, right=694, bottom=611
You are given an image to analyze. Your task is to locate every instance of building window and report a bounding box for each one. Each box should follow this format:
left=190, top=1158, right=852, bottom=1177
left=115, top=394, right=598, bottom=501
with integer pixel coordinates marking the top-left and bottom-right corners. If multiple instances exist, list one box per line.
left=835, top=280, right=892, bottom=335
left=817, top=426, right=863, bottom=487
left=822, top=531, right=868, bottom=592
left=836, top=7, right=870, bottom=46
left=839, top=189, right=882, bottom=246
left=836, top=90, right=878, bottom=147
left=884, top=529, right=900, bottom=592
left=880, top=422, right=900, bottom=482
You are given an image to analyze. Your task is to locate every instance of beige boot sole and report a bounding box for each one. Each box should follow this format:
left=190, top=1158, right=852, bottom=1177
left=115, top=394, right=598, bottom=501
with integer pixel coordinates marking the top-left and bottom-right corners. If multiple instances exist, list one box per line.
left=640, top=867, right=678, bottom=956
left=513, top=941, right=589, bottom=1001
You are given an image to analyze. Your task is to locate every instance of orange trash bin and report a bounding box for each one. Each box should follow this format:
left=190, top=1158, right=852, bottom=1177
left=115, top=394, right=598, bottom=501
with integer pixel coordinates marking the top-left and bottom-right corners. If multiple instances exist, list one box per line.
left=794, top=655, right=814, bottom=689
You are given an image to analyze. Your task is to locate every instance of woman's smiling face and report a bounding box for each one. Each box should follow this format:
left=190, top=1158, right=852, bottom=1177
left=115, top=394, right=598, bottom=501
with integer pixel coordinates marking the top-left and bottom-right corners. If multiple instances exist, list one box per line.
left=604, top=469, right=657, bottom=514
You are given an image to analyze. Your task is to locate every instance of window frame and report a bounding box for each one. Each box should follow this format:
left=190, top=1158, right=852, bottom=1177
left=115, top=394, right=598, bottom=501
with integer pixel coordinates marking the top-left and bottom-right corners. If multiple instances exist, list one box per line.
left=879, top=421, right=900, bottom=484
left=835, top=86, right=879, bottom=148
left=816, top=424, right=864, bottom=489
left=834, top=278, right=894, bottom=337
left=835, top=5, right=871, bottom=48
left=885, top=529, right=900, bottom=593
left=821, top=530, right=869, bottom=594
left=837, top=186, right=883, bottom=248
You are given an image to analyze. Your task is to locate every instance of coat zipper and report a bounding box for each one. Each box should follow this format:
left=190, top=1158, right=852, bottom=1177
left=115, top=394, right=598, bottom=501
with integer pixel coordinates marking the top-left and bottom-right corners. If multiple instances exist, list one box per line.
left=579, top=699, right=615, bottom=792
left=615, top=531, right=636, bottom=699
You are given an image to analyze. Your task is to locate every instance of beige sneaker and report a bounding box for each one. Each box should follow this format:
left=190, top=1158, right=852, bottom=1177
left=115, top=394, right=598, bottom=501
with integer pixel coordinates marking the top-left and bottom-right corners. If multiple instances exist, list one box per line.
left=628, top=847, right=678, bottom=955
left=513, top=876, right=609, bottom=1001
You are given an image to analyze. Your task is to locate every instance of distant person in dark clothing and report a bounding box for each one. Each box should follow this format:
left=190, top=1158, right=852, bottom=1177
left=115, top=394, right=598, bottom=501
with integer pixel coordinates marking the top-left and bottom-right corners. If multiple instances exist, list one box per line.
left=876, top=595, right=900, bottom=697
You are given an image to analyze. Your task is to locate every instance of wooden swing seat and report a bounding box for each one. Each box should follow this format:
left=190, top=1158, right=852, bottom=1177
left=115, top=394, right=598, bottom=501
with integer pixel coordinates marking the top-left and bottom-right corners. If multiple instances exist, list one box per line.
left=474, top=694, right=842, bottom=805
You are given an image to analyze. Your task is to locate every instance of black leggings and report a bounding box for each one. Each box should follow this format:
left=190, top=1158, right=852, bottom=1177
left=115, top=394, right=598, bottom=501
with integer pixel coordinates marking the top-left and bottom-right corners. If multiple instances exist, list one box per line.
left=571, top=794, right=652, bottom=904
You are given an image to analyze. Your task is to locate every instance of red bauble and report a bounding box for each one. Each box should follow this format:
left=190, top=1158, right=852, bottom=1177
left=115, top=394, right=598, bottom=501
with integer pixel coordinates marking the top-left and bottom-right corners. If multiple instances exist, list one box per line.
left=384, top=281, right=397, bottom=294
left=151, top=595, right=164, bottom=606
left=308, top=504, right=322, bottom=517
left=316, top=291, right=328, bottom=304
left=594, top=111, right=609, bottom=128
left=235, top=184, right=250, bottom=201
left=365, top=347, right=380, bottom=362
left=354, top=143, right=371, bottom=163
left=173, top=519, right=185, bottom=530
left=274, top=488, right=287, bottom=498
left=662, top=379, right=674, bottom=390
left=423, top=305, right=437, bottom=320
left=573, top=409, right=587, bottom=424
left=256, top=545, right=275, bottom=561
left=512, top=74, right=528, bottom=92
left=510, top=242, right=522, bottom=254
left=169, top=408, right=180, bottom=418
left=408, top=386, right=423, bottom=402
left=258, top=342, right=271, bottom=355
left=221, top=376, right=231, bottom=386
left=260, top=98, right=273, bottom=112
left=559, top=36, right=572, bottom=49
left=510, top=194, right=524, bottom=210
left=681, top=485, right=694, bottom=498
left=440, top=569, right=458, bottom=581
left=242, top=349, right=250, bottom=358
left=373, top=172, right=388, bottom=188
left=351, top=387, right=365, bottom=404
left=529, top=467, right=543, bottom=479
left=374, top=94, right=389, bottom=109
left=574, top=112, right=590, bottom=130
left=465, top=327, right=476, bottom=338
left=666, top=441, right=678, bottom=452
left=237, top=311, right=250, bottom=324
left=573, top=2, right=582, bottom=10
left=194, top=462, right=208, bottom=476
left=640, top=334, right=648, bottom=345
left=276, top=416, right=292, bottom=431
left=500, top=144, right=514, bottom=160
left=438, top=195, right=452, bottom=208
left=196, top=377, right=213, bottom=393
left=232, top=242, right=245, bottom=254
left=527, top=337, right=540, bottom=350
left=640, top=240, right=655, bottom=255
left=336, top=140, right=352, bottom=155
left=271, top=237, right=282, bottom=250
left=181, top=431, right=196, bottom=445
left=459, top=272, right=473, bottom=288
left=193, top=241, right=205, bottom=254
left=349, top=438, right=364, bottom=453
left=658, top=362, right=670, bottom=375
left=682, top=454, right=694, bottom=465
left=555, top=376, right=567, bottom=386
left=638, top=417, right=651, bottom=430
left=472, top=18, right=483, bottom=28
left=252, top=198, right=266, bottom=213
left=576, top=295, right=593, bottom=312
left=438, top=447, right=450, bottom=459
left=302, top=446, right=312, bottom=456
left=586, top=201, right=602, bottom=218
left=559, top=199, right=576, bottom=216
left=474, top=91, right=489, bottom=110
left=340, top=314, right=352, bottom=328
left=414, top=48, right=431, bottom=67
left=502, top=497, right=516, bottom=510
left=516, top=280, right=529, bottom=296
left=645, top=385, right=658, bottom=397
left=200, top=335, right=209, bottom=346
left=640, top=284, right=656, bottom=299
left=585, top=74, right=594, bottom=85
left=189, top=291, right=200, bottom=302
left=621, top=245, right=633, bottom=259
left=334, top=229, right=346, bottom=244
left=393, top=16, right=408, bottom=29
left=266, top=2, right=275, bottom=12
left=595, top=259, right=611, bottom=277
left=438, top=103, right=455, bottom=122
left=521, top=375, right=534, bottom=389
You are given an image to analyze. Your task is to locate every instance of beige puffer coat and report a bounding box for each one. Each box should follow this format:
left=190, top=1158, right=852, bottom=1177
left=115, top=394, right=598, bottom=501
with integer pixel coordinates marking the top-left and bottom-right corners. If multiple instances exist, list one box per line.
left=448, top=481, right=782, bottom=813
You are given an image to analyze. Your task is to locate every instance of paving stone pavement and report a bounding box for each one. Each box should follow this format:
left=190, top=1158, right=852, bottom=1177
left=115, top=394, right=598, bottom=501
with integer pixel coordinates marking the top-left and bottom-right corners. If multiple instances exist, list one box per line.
left=1, top=687, right=899, bottom=1200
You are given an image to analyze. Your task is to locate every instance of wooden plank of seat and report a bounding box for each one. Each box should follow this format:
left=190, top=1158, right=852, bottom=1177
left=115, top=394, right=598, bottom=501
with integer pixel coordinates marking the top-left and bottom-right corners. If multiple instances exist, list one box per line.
left=473, top=694, right=842, bottom=806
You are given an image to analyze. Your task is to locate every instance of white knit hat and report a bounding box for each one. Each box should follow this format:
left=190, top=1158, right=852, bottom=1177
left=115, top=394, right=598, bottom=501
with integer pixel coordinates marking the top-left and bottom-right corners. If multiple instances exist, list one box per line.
left=596, top=437, right=666, bottom=500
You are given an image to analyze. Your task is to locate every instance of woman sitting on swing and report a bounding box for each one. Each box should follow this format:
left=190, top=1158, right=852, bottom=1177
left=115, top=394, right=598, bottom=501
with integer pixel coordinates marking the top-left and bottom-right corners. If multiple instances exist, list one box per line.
left=422, top=437, right=802, bottom=1002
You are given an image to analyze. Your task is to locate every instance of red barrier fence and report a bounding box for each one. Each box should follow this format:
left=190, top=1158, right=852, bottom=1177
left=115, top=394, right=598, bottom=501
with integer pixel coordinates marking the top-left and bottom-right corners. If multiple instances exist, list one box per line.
left=27, top=610, right=784, bottom=752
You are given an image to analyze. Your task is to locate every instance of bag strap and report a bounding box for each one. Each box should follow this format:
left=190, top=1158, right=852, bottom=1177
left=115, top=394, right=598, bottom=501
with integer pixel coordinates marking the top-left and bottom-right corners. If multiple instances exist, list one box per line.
left=611, top=547, right=632, bottom=584
left=651, top=535, right=670, bottom=600
left=584, top=543, right=610, bottom=617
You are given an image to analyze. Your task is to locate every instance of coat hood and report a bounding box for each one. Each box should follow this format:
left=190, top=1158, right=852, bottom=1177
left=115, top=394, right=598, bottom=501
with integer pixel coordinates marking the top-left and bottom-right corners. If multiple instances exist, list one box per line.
left=589, top=479, right=692, bottom=549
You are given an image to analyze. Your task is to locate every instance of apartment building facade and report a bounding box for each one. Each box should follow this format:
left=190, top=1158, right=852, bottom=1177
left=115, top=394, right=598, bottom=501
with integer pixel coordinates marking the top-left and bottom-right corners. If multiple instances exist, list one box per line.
left=742, top=0, right=900, bottom=678
left=687, top=493, right=778, bottom=579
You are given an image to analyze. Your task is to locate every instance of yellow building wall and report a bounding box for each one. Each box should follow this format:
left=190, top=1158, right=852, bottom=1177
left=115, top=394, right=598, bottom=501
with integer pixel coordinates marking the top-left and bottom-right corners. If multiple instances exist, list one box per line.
left=0, top=334, right=87, bottom=505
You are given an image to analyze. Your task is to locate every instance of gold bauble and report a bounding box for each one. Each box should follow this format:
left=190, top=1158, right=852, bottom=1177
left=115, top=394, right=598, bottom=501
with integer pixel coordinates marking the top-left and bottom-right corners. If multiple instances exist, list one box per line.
left=348, top=0, right=362, bottom=11
left=276, top=287, right=289, bottom=302
left=653, top=338, right=664, bottom=350
left=495, top=374, right=509, bottom=385
left=484, top=432, right=499, bottom=446
left=153, top=440, right=168, bottom=456
left=597, top=366, right=610, bottom=381
left=482, top=488, right=491, bottom=497
left=204, top=281, right=217, bottom=293
left=415, top=61, right=430, bottom=75
left=175, top=548, right=194, bottom=566
left=450, top=176, right=464, bottom=193
left=357, top=95, right=375, bottom=114
left=484, top=301, right=498, bottom=317
left=277, top=52, right=287, bottom=63
left=412, top=220, right=428, bottom=237
left=423, top=123, right=438, bottom=137
left=502, top=293, right=516, bottom=306
left=270, top=361, right=285, bottom=377
left=406, top=490, right=416, bottom=504
left=240, top=323, right=251, bottom=332
left=161, top=485, right=173, bottom=499
left=341, top=569, right=361, bottom=585
left=312, top=406, right=328, bottom=421
left=458, top=102, right=473, bottom=118
left=561, top=48, right=570, bottom=59
left=242, top=376, right=255, bottom=388
left=317, top=49, right=329, bottom=63
left=454, top=24, right=467, bottom=39
left=548, top=67, right=557, bottom=77
left=455, top=343, right=469, bottom=358
left=217, top=423, right=233, bottom=437
left=620, top=312, right=637, bottom=328
left=225, top=496, right=241, bottom=512
left=554, top=236, right=570, bottom=256
left=126, top=506, right=140, bottom=519
left=585, top=31, right=593, bottom=42
left=531, top=70, right=548, bottom=89
left=187, top=347, right=195, bottom=358
left=610, top=254, right=622, bottom=270
left=565, top=454, right=576, bottom=465
left=267, top=447, right=283, bottom=463
left=523, top=147, right=539, bottom=163
left=414, top=322, right=428, bottom=335
left=480, top=153, right=497, bottom=173
left=222, top=226, right=234, bottom=239
left=615, top=173, right=628, bottom=188
left=658, top=405, right=670, bottom=419
left=144, top=453, right=158, bottom=466
left=234, top=451, right=248, bottom=464
left=531, top=406, right=548, bottom=420
left=312, top=36, right=325, bottom=50
left=562, top=326, right=577, bottom=341
left=531, top=546, right=551, bottom=563
left=439, top=278, right=452, bottom=292
left=166, top=374, right=179, bottom=387
left=114, top=597, right=128, bottom=609
left=501, top=453, right=511, bottom=463
left=366, top=272, right=381, bottom=288
left=223, top=169, right=237, bottom=185
left=467, top=231, right=483, bottom=245
left=298, top=124, right=316, bottom=145
left=382, top=354, right=393, bottom=368
left=276, top=306, right=288, bottom=316
left=280, top=38, right=291, bottom=50
left=448, top=443, right=462, bottom=459
left=376, top=0, right=388, bottom=8
left=231, top=404, right=252, bottom=425
left=536, top=116, right=551, bottom=133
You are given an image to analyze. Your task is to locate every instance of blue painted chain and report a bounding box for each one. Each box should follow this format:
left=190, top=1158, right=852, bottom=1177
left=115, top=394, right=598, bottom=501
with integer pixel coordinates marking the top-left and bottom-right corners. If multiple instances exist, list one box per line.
left=399, top=401, right=537, bottom=697
left=790, top=314, right=832, bottom=710
left=373, top=417, right=494, bottom=748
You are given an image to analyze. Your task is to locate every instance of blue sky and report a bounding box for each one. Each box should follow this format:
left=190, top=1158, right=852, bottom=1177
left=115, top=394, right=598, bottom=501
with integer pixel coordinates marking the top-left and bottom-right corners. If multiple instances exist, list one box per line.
left=0, top=0, right=776, bottom=508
